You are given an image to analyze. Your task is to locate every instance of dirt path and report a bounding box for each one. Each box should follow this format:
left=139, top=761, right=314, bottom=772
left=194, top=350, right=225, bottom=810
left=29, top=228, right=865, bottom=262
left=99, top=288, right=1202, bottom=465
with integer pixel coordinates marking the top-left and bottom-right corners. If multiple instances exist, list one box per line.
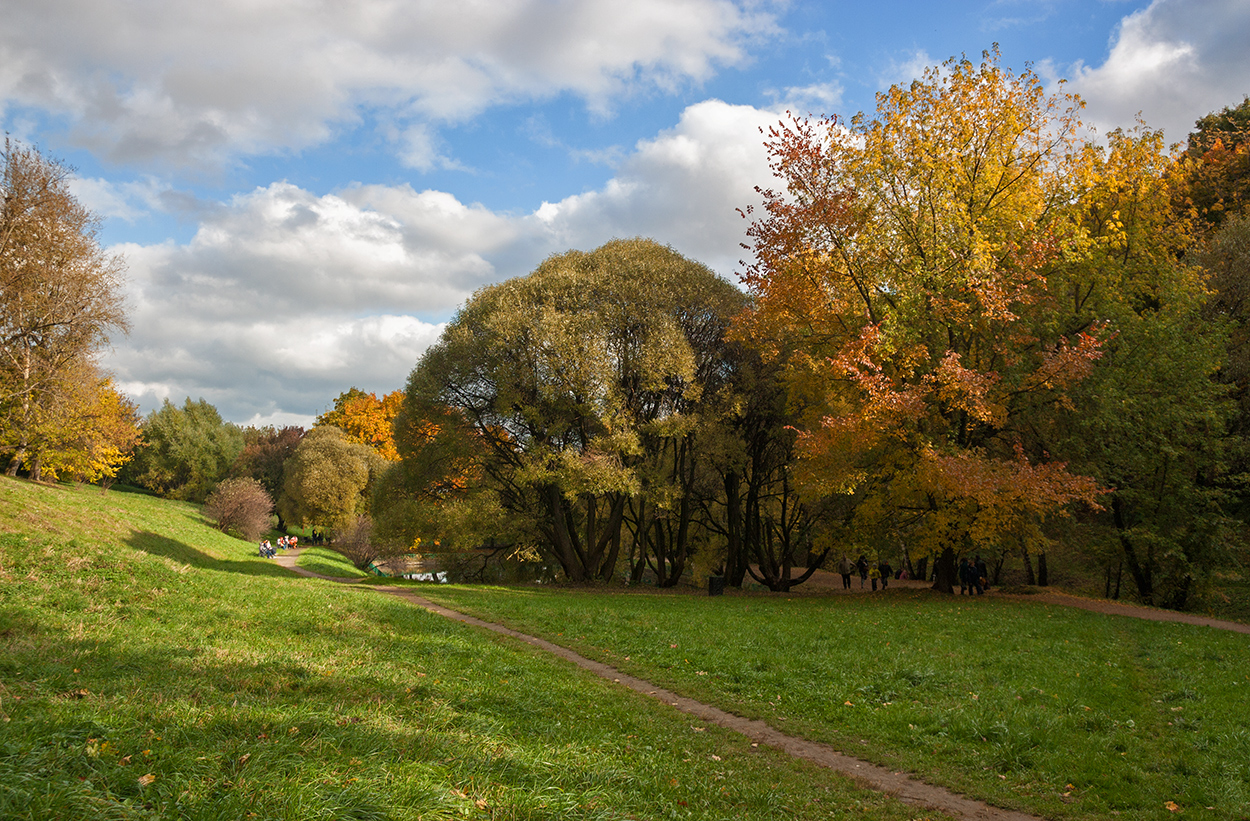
left=274, top=549, right=1249, bottom=819
left=275, top=550, right=1042, bottom=821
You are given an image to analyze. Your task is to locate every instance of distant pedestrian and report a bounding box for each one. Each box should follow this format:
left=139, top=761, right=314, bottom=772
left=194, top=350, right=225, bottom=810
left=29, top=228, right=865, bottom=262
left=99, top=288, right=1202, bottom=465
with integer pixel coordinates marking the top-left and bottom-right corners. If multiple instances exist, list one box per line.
left=838, top=556, right=853, bottom=589
left=975, top=555, right=989, bottom=591
left=958, top=557, right=970, bottom=594
left=869, top=563, right=881, bottom=591
left=878, top=560, right=892, bottom=589
left=856, top=555, right=869, bottom=588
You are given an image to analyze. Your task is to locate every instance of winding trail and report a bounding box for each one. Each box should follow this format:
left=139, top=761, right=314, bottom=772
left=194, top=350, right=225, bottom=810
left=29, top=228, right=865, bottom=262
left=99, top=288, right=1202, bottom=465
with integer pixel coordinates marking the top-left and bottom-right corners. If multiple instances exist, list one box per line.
left=273, top=549, right=1248, bottom=821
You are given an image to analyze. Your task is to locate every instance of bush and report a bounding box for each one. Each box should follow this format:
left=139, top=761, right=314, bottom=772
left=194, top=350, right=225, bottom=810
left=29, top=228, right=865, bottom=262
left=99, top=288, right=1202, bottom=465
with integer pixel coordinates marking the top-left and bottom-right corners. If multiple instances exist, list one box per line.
left=334, top=515, right=382, bottom=571
left=204, top=477, right=274, bottom=541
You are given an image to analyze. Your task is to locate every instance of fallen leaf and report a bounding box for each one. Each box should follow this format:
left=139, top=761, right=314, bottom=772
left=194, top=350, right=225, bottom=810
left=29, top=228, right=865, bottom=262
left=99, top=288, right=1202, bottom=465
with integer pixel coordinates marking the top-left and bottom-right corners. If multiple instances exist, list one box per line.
left=137, top=774, right=155, bottom=787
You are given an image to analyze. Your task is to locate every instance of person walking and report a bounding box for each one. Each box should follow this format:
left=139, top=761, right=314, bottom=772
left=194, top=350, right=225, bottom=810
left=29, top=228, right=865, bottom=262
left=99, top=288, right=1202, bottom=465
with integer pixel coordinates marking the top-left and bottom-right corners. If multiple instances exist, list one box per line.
left=975, top=555, right=989, bottom=591
left=838, top=556, right=853, bottom=589
left=856, top=555, right=869, bottom=588
left=869, top=563, right=881, bottom=591
left=878, top=559, right=892, bottom=589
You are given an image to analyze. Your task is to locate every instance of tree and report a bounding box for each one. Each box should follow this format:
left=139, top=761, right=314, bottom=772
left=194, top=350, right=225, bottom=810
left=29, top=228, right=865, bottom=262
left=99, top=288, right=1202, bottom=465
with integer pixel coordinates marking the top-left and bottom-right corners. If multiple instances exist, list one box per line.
left=1181, top=97, right=1250, bottom=231
left=737, top=50, right=1105, bottom=591
left=0, top=140, right=128, bottom=476
left=227, top=424, right=304, bottom=525
left=122, top=398, right=244, bottom=501
left=8, top=372, right=142, bottom=484
left=278, top=425, right=385, bottom=533
left=317, top=388, right=403, bottom=461
left=204, top=477, right=274, bottom=542
left=394, top=238, right=747, bottom=583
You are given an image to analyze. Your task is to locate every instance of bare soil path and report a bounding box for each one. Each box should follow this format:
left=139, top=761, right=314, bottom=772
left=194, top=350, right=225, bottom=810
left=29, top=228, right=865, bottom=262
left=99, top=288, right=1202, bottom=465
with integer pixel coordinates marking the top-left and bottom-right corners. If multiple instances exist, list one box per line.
left=272, top=549, right=1248, bottom=820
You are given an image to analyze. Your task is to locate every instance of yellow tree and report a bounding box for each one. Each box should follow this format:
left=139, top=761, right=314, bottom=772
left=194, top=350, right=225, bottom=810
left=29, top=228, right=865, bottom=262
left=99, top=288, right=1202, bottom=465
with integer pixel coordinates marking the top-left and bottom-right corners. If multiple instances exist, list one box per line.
left=736, top=50, right=1104, bottom=590
left=0, top=140, right=127, bottom=476
left=316, top=387, right=403, bottom=461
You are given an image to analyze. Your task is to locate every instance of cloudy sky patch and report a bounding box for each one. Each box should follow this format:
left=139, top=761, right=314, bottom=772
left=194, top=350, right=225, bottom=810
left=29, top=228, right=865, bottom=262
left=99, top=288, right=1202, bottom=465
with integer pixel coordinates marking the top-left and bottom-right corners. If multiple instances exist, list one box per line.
left=5, top=0, right=1247, bottom=425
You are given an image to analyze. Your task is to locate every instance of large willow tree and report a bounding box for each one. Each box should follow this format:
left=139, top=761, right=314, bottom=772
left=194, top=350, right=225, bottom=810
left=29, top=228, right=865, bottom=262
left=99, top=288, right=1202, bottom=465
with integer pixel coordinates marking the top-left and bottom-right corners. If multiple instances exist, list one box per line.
left=388, top=238, right=746, bottom=583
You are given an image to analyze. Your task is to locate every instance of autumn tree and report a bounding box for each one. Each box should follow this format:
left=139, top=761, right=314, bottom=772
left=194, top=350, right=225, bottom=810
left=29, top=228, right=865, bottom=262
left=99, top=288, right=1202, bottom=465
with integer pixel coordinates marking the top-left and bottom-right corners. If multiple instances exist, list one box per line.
left=122, top=398, right=244, bottom=501
left=394, top=238, right=746, bottom=583
left=278, top=425, right=386, bottom=534
left=0, top=140, right=128, bottom=477
left=316, top=388, right=403, bottom=461
left=1181, top=96, right=1250, bottom=231
left=737, top=50, right=1105, bottom=592
left=227, top=424, right=304, bottom=524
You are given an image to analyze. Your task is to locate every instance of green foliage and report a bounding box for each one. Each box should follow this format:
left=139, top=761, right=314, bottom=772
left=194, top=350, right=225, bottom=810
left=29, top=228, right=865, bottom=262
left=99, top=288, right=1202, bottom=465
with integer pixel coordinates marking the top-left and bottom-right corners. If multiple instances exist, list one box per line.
left=121, top=398, right=244, bottom=502
left=393, top=238, right=747, bottom=582
left=278, top=425, right=384, bottom=532
left=227, top=424, right=304, bottom=500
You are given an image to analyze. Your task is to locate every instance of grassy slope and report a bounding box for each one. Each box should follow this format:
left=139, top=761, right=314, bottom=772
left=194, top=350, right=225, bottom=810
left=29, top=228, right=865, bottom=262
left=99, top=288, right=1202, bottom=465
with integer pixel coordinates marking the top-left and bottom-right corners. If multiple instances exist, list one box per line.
left=0, top=478, right=945, bottom=821
left=416, top=585, right=1250, bottom=821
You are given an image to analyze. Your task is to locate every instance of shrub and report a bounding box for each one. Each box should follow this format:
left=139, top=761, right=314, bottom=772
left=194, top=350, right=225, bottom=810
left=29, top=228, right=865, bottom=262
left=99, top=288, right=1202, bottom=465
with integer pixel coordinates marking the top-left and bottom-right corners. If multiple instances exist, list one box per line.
left=334, top=515, right=402, bottom=571
left=204, top=477, right=274, bottom=541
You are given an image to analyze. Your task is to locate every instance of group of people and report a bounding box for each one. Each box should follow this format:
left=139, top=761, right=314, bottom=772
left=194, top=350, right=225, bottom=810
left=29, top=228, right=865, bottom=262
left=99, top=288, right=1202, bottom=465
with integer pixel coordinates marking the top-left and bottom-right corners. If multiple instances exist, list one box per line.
left=258, top=534, right=298, bottom=558
left=836, top=553, right=991, bottom=594
left=837, top=555, right=910, bottom=591
left=959, top=555, right=990, bottom=595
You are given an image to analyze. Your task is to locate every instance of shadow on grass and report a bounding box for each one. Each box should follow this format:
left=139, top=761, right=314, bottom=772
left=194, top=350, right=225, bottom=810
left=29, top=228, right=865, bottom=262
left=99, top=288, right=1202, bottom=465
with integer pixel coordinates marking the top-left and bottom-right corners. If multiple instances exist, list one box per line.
left=127, top=531, right=292, bottom=578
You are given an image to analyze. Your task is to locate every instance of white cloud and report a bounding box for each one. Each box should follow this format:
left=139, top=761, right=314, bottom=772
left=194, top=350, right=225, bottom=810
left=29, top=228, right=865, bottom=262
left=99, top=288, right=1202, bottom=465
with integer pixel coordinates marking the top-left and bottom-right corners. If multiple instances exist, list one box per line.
left=0, top=0, right=778, bottom=169
left=778, top=82, right=844, bottom=114
left=1067, top=0, right=1250, bottom=144
left=531, top=99, right=780, bottom=274
left=104, top=99, right=781, bottom=423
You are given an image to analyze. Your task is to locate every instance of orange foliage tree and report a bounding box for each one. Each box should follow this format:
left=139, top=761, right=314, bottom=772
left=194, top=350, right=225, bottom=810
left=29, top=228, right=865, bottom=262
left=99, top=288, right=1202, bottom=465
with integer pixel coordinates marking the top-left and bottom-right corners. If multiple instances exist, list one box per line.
left=316, top=387, right=403, bottom=461
left=735, top=50, right=1105, bottom=590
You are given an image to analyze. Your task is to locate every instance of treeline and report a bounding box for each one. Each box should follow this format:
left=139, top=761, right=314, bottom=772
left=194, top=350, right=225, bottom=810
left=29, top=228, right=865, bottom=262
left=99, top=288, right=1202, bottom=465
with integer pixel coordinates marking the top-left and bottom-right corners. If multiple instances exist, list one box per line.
left=6, top=53, right=1249, bottom=611
left=377, top=55, right=1250, bottom=610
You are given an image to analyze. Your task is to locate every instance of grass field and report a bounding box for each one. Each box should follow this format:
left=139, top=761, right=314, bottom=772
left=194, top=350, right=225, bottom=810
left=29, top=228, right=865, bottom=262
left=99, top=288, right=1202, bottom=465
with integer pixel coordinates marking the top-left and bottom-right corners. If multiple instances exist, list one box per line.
left=414, top=581, right=1250, bottom=821
left=0, top=477, right=953, bottom=821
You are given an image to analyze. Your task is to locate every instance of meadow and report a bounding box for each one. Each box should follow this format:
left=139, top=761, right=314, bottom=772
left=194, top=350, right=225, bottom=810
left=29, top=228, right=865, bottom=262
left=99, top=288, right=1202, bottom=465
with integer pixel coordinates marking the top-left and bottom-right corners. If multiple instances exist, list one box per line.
left=2, top=477, right=1247, bottom=820
left=0, top=477, right=949, bottom=821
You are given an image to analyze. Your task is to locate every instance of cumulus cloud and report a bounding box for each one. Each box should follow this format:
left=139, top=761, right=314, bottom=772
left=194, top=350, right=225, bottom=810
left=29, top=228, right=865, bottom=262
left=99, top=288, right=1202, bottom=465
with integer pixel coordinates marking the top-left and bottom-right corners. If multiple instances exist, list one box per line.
left=106, top=99, right=779, bottom=423
left=532, top=99, right=780, bottom=274
left=1067, top=0, right=1250, bottom=144
left=0, top=0, right=778, bottom=169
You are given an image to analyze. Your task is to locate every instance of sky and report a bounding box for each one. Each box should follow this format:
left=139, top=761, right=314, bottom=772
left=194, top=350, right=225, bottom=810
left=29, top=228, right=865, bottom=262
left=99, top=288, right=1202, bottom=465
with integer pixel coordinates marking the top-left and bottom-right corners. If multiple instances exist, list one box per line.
left=3, top=0, right=1248, bottom=427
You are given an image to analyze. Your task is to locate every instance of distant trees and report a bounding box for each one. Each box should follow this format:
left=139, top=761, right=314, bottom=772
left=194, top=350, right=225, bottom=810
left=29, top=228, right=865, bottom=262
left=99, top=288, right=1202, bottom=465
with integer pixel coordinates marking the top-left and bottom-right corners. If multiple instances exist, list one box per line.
left=0, top=139, right=133, bottom=482
left=317, top=388, right=403, bottom=461
left=122, top=398, right=244, bottom=501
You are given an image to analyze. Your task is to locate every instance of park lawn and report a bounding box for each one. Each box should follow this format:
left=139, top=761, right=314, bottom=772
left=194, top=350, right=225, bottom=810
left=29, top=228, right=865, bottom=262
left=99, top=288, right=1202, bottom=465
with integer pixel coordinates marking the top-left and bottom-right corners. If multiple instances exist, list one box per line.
left=0, top=477, right=949, bottom=821
left=295, top=545, right=371, bottom=579
left=415, top=584, right=1250, bottom=821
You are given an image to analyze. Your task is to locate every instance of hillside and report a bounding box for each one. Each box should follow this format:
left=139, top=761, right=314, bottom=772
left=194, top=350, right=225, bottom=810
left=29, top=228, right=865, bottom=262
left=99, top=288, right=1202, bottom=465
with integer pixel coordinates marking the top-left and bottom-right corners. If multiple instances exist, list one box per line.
left=0, top=478, right=938, bottom=821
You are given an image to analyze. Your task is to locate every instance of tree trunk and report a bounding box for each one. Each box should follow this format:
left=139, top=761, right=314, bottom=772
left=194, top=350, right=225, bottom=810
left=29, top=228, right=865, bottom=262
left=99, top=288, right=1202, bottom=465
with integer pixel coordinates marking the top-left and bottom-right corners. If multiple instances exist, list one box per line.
left=913, top=556, right=928, bottom=581
left=931, top=547, right=957, bottom=594
left=1037, top=551, right=1048, bottom=587
left=1019, top=544, right=1035, bottom=585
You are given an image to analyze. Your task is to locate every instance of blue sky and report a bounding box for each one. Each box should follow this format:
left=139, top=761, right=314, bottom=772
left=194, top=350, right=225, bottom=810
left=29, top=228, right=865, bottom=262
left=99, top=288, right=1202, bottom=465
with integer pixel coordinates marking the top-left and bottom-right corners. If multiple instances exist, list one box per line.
left=3, top=0, right=1247, bottom=426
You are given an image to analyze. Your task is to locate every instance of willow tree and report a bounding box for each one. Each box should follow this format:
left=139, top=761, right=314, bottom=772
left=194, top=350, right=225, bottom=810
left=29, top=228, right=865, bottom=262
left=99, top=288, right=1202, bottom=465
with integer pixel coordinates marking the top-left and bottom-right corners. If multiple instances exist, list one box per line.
left=395, top=238, right=745, bottom=583
left=736, top=50, right=1105, bottom=591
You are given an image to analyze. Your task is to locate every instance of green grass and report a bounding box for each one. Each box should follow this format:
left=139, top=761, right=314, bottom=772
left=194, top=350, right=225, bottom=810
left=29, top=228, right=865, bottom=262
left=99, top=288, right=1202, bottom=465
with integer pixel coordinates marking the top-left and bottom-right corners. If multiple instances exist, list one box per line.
left=413, top=585, right=1250, bottom=821
left=0, top=477, right=948, bottom=821
left=295, top=545, right=370, bottom=579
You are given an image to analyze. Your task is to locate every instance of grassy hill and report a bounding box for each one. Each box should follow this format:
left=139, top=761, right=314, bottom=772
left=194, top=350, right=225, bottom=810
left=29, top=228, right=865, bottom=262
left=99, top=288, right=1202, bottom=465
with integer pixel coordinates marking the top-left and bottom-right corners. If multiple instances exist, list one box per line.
left=0, top=478, right=945, bottom=821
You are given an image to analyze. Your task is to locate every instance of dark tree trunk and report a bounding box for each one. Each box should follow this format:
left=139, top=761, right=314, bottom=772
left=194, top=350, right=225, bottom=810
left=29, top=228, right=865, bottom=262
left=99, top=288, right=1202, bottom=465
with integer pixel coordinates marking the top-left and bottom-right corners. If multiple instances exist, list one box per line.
left=1037, top=551, right=1048, bottom=587
left=1019, top=545, right=1036, bottom=586
left=931, top=547, right=957, bottom=594
left=914, top=556, right=928, bottom=581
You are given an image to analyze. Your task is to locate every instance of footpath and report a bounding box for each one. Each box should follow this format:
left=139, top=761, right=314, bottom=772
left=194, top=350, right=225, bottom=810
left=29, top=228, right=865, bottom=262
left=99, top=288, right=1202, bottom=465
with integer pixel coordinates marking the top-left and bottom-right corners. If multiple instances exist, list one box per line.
left=273, top=549, right=1248, bottom=821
